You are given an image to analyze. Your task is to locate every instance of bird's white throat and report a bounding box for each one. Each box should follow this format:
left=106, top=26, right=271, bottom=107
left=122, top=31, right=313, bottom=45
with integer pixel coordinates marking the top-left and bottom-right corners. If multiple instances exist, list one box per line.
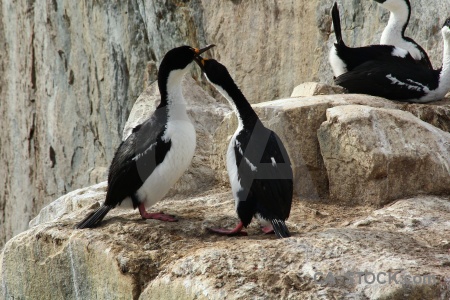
left=380, top=0, right=410, bottom=43
left=419, top=26, right=450, bottom=102
left=165, top=67, right=192, bottom=123
left=437, top=27, right=450, bottom=94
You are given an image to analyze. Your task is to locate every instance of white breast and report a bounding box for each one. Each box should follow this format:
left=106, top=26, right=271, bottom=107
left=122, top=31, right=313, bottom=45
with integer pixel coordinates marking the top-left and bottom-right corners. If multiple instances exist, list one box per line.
left=329, top=47, right=348, bottom=77
left=383, top=36, right=422, bottom=61
left=227, top=130, right=244, bottom=210
left=136, top=119, right=196, bottom=207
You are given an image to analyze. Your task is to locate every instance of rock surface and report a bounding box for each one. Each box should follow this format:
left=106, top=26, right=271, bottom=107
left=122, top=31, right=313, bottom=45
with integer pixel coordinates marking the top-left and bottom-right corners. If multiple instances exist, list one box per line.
left=397, top=99, right=450, bottom=133
left=28, top=182, right=108, bottom=228
left=1, top=0, right=448, bottom=246
left=1, top=186, right=449, bottom=299
left=291, top=82, right=346, bottom=97
left=318, top=105, right=450, bottom=206
left=0, top=0, right=152, bottom=247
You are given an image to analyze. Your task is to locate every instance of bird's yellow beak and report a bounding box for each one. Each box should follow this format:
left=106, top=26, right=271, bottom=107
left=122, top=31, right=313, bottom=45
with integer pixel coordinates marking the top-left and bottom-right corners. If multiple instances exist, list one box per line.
left=193, top=44, right=215, bottom=56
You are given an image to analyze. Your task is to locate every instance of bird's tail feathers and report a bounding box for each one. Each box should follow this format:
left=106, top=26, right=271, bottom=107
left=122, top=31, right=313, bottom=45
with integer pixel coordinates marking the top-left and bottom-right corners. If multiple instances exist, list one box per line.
left=271, top=219, right=291, bottom=238
left=75, top=205, right=112, bottom=229
left=332, top=2, right=344, bottom=45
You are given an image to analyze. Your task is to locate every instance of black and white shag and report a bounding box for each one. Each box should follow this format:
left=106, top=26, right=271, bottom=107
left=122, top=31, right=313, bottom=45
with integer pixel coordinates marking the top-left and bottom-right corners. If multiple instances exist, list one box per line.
left=76, top=45, right=215, bottom=229
left=329, top=2, right=416, bottom=77
left=196, top=57, right=293, bottom=238
left=335, top=18, right=450, bottom=103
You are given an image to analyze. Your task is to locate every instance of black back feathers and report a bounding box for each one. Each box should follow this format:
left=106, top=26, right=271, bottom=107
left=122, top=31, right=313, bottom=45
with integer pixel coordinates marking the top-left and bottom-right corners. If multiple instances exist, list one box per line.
left=335, top=57, right=440, bottom=101
left=335, top=17, right=450, bottom=102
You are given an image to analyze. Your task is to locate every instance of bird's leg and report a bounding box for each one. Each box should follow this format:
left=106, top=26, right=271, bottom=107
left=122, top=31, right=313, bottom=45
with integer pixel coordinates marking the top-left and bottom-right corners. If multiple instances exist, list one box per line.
left=261, top=225, right=275, bottom=234
left=138, top=203, right=178, bottom=222
left=207, top=221, right=248, bottom=236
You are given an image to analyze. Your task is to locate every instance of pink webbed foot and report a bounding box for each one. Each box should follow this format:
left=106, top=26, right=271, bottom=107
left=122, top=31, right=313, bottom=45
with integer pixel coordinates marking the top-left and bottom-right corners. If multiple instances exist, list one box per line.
left=207, top=221, right=248, bottom=236
left=261, top=225, right=275, bottom=234
left=138, top=204, right=178, bottom=222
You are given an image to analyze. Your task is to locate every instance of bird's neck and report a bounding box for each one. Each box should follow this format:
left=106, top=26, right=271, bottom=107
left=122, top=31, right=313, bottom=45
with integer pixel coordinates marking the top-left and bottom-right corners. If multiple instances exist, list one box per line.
left=211, top=80, right=258, bottom=128
left=158, top=70, right=189, bottom=122
left=380, top=4, right=410, bottom=43
left=442, top=32, right=450, bottom=68
left=437, top=31, right=450, bottom=94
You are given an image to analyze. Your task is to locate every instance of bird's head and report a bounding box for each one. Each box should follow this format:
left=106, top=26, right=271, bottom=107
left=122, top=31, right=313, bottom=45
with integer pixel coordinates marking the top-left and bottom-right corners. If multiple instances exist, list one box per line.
left=158, top=44, right=215, bottom=88
left=194, top=57, right=233, bottom=88
left=159, top=44, right=215, bottom=76
left=443, top=17, right=450, bottom=38
left=194, top=56, right=248, bottom=108
left=373, top=0, right=410, bottom=13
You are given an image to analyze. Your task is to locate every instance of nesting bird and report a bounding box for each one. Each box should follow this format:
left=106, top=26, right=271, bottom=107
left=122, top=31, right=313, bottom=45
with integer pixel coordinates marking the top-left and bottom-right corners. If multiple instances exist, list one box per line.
left=374, top=0, right=433, bottom=69
left=76, top=45, right=215, bottom=229
left=335, top=18, right=450, bottom=103
left=329, top=2, right=416, bottom=78
left=196, top=57, right=293, bottom=238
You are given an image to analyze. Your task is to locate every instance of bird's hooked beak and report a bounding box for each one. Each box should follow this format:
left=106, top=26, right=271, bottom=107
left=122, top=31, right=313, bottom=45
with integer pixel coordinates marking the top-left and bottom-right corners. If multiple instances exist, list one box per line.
left=193, top=44, right=215, bottom=56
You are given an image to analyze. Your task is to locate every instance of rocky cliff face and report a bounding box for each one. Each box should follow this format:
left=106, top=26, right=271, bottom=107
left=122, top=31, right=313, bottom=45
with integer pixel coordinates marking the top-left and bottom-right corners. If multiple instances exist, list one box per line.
left=0, top=0, right=449, bottom=254
left=0, top=0, right=205, bottom=246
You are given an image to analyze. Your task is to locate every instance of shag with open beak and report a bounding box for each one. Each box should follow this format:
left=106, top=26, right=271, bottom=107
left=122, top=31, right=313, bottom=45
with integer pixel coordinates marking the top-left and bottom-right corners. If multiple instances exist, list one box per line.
left=76, top=44, right=215, bottom=229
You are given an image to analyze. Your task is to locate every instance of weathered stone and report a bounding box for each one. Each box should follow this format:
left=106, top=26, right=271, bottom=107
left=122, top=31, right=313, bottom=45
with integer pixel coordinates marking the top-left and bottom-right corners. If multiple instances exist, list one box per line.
left=0, top=0, right=154, bottom=247
left=351, top=196, right=450, bottom=250
left=29, top=182, right=107, bottom=227
left=0, top=225, right=136, bottom=299
left=1, top=187, right=449, bottom=299
left=143, top=228, right=449, bottom=300
left=291, top=82, right=346, bottom=97
left=395, top=98, right=450, bottom=133
left=318, top=105, right=450, bottom=206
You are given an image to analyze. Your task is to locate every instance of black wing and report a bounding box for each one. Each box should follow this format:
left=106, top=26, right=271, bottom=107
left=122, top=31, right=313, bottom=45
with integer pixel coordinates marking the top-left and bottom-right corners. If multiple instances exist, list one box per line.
left=105, top=107, right=171, bottom=207
left=75, top=108, right=170, bottom=229
left=336, top=44, right=418, bottom=73
left=234, top=121, right=293, bottom=226
left=335, top=58, right=440, bottom=101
